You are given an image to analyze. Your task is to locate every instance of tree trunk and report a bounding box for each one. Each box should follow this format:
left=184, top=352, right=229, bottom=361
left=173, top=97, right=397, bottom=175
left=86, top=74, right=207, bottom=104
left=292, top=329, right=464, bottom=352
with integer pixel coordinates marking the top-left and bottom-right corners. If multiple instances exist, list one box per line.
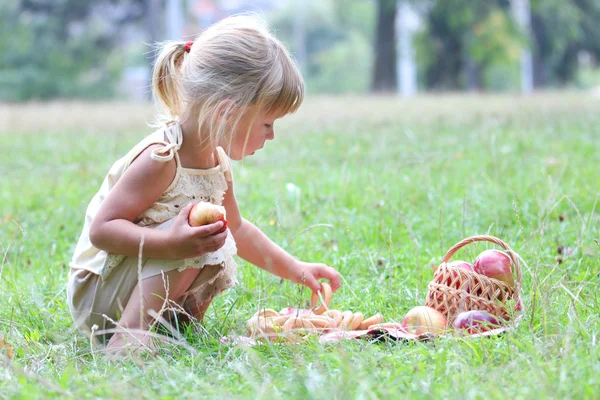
left=371, top=0, right=398, bottom=93
left=466, top=57, right=481, bottom=91
left=530, top=12, right=547, bottom=88
left=511, top=0, right=533, bottom=93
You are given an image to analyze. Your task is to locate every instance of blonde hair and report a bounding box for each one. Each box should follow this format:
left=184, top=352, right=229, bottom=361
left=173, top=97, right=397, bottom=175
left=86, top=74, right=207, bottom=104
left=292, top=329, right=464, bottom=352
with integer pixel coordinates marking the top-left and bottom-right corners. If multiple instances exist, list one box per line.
left=151, top=14, right=304, bottom=150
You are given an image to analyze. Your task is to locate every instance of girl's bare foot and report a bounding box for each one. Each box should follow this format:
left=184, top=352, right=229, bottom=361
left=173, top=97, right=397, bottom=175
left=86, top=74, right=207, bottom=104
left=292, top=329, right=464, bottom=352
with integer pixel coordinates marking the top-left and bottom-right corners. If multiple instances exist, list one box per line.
left=104, top=329, right=156, bottom=357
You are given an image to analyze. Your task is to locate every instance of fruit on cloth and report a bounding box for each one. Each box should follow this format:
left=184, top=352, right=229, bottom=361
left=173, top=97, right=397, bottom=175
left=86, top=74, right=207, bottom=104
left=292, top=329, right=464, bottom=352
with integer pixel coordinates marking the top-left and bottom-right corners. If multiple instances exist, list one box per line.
left=252, top=309, right=279, bottom=319
left=340, top=311, right=354, bottom=329
left=338, top=311, right=365, bottom=330
left=305, top=316, right=334, bottom=330
left=310, top=282, right=332, bottom=315
left=323, top=310, right=343, bottom=327
left=244, top=283, right=402, bottom=341
left=453, top=310, right=502, bottom=334
left=359, top=313, right=384, bottom=330
left=401, top=306, right=447, bottom=335
left=283, top=317, right=316, bottom=334
left=247, top=309, right=285, bottom=337
left=270, top=315, right=290, bottom=326
left=473, top=249, right=515, bottom=287
left=279, top=307, right=311, bottom=316
left=188, top=202, right=227, bottom=233
left=348, top=312, right=364, bottom=331
left=250, top=318, right=277, bottom=339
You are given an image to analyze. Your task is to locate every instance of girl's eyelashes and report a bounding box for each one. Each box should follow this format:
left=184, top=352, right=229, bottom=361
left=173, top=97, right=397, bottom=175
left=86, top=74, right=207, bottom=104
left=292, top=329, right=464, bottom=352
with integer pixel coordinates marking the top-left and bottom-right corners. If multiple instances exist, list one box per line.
left=264, top=124, right=272, bottom=129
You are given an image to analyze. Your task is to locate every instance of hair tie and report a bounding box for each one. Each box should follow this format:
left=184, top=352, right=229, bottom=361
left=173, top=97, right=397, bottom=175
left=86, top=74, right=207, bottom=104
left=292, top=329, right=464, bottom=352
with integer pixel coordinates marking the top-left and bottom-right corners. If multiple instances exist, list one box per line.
left=184, top=41, right=194, bottom=53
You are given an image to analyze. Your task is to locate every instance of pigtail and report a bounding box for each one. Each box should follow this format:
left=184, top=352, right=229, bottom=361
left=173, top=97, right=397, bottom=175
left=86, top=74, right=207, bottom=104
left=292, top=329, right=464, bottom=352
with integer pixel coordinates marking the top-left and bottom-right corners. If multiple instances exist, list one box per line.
left=152, top=41, right=187, bottom=121
left=148, top=15, right=304, bottom=151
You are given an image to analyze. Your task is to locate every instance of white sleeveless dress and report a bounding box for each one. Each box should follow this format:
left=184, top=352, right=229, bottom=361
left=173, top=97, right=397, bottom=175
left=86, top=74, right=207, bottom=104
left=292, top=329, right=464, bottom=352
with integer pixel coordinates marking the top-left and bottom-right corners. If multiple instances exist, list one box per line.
left=67, top=121, right=238, bottom=342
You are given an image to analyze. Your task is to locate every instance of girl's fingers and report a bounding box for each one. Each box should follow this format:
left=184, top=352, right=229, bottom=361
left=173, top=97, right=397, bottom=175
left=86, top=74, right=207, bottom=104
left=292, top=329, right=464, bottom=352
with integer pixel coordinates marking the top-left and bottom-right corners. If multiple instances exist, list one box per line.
left=328, top=269, right=342, bottom=292
left=315, top=265, right=341, bottom=292
left=303, top=273, right=321, bottom=294
left=192, top=221, right=225, bottom=237
left=177, top=203, right=194, bottom=225
left=208, top=232, right=228, bottom=250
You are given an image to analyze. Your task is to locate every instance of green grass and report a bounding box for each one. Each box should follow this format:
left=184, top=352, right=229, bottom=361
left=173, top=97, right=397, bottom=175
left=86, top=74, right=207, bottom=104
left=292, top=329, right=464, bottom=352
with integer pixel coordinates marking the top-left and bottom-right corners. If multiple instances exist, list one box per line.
left=1, top=93, right=599, bottom=399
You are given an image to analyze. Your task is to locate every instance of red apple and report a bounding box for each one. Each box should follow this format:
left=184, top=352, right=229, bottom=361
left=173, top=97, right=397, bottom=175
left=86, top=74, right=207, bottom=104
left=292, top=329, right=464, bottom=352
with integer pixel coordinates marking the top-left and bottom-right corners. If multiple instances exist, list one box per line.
left=453, top=310, right=502, bottom=334
left=473, top=249, right=514, bottom=287
left=188, top=202, right=227, bottom=233
left=401, top=306, right=447, bottom=335
left=445, top=260, right=474, bottom=289
left=448, top=260, right=474, bottom=272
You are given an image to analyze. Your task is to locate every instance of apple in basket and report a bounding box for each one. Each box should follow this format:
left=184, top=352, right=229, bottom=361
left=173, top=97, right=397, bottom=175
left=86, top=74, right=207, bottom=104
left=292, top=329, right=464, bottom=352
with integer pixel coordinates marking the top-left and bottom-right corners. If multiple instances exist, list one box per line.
left=401, top=306, right=447, bottom=335
left=188, top=202, right=228, bottom=234
left=453, top=310, right=502, bottom=334
left=473, top=250, right=514, bottom=287
left=444, top=260, right=474, bottom=289
left=447, top=260, right=474, bottom=278
left=449, top=260, right=474, bottom=272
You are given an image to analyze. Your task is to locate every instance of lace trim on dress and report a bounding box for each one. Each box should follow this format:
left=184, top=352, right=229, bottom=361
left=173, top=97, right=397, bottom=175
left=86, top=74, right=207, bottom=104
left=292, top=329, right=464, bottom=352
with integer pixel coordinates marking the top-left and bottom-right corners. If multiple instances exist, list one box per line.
left=137, top=173, right=228, bottom=227
left=99, top=122, right=236, bottom=280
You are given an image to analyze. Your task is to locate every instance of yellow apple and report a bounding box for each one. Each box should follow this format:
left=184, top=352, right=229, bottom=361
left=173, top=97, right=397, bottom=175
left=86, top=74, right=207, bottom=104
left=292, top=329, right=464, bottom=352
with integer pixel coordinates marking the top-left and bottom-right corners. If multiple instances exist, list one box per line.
left=401, top=306, right=447, bottom=335
left=188, top=202, right=227, bottom=233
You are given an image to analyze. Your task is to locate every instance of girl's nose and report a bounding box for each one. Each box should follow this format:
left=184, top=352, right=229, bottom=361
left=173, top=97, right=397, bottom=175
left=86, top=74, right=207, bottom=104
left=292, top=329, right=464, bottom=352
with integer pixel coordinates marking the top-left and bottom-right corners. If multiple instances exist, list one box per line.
left=266, top=130, right=275, bottom=141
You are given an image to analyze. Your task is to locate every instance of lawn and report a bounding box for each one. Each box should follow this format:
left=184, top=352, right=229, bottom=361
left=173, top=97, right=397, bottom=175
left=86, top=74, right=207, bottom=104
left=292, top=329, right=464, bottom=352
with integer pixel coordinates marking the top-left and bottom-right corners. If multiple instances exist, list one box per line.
left=0, top=93, right=599, bottom=399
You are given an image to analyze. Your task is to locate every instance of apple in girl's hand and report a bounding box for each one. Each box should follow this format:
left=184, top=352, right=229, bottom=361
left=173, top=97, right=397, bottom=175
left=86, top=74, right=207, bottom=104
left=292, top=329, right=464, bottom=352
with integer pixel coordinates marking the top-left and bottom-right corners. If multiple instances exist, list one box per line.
left=473, top=249, right=514, bottom=287
left=401, top=306, right=447, bottom=335
left=188, top=202, right=227, bottom=233
left=453, top=310, right=502, bottom=334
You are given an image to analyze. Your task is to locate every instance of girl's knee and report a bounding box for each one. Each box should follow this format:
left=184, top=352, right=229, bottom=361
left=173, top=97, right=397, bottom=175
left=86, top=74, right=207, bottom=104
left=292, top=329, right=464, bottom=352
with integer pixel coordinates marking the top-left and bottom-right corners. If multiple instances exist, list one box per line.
left=142, top=267, right=201, bottom=301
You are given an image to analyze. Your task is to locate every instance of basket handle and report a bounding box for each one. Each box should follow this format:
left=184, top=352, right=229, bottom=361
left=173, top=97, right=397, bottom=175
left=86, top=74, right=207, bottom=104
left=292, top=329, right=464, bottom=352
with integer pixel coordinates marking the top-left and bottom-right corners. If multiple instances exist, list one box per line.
left=440, top=235, right=522, bottom=292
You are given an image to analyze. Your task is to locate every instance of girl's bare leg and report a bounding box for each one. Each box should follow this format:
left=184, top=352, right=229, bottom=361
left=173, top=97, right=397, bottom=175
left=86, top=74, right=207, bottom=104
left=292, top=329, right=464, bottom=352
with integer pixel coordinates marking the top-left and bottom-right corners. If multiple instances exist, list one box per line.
left=105, top=267, right=201, bottom=355
left=184, top=295, right=215, bottom=322
left=175, top=265, right=225, bottom=325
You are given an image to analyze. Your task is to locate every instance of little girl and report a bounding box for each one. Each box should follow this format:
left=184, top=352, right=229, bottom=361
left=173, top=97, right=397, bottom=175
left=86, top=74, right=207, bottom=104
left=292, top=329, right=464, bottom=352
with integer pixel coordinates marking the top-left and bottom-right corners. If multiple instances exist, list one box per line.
left=67, top=15, right=341, bottom=353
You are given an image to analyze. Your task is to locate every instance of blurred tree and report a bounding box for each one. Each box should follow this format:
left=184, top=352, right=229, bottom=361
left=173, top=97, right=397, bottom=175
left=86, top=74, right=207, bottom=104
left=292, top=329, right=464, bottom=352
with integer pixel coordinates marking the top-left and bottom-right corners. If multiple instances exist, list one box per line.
left=371, top=0, right=397, bottom=92
left=269, top=0, right=375, bottom=94
left=416, top=0, right=521, bottom=91
left=412, top=0, right=600, bottom=90
left=0, top=0, right=147, bottom=101
left=530, top=0, right=580, bottom=87
left=469, top=9, right=522, bottom=90
left=530, top=0, right=600, bottom=86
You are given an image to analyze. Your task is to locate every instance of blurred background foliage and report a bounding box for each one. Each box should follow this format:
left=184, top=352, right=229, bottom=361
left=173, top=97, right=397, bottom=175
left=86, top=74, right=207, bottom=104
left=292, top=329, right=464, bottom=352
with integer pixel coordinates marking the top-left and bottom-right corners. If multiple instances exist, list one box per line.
left=0, top=0, right=147, bottom=100
left=1, top=0, right=599, bottom=101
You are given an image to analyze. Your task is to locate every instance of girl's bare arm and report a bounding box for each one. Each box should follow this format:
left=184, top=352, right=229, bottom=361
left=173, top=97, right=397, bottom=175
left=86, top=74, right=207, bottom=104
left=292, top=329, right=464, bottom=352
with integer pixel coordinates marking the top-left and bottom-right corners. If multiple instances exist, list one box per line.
left=222, top=179, right=340, bottom=293
left=89, top=145, right=226, bottom=259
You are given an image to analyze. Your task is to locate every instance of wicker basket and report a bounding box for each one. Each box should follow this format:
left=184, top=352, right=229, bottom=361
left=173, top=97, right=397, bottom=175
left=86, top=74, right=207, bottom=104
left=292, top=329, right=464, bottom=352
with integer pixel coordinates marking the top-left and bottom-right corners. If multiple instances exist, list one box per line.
left=425, top=235, right=523, bottom=325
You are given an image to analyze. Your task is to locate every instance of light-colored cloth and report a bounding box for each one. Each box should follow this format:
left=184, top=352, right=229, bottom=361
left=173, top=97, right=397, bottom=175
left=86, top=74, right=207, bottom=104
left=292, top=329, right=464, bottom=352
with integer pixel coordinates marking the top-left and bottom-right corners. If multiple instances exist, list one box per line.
left=67, top=121, right=238, bottom=340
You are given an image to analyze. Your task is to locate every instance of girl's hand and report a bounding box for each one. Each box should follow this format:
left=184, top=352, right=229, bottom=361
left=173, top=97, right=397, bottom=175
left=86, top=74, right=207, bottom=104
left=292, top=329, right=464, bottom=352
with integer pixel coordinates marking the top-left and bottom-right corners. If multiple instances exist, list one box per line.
left=292, top=261, right=341, bottom=294
left=167, top=204, right=228, bottom=258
